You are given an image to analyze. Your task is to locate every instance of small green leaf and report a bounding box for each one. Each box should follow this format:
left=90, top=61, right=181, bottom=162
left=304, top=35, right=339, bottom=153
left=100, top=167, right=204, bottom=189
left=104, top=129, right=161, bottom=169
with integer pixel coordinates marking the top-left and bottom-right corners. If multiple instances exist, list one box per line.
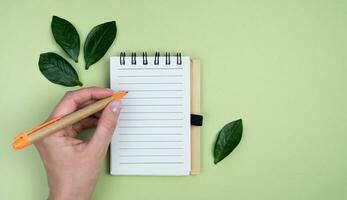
left=39, top=52, right=83, bottom=87
left=213, top=119, right=243, bottom=164
left=51, top=16, right=80, bottom=62
left=83, top=21, right=117, bottom=69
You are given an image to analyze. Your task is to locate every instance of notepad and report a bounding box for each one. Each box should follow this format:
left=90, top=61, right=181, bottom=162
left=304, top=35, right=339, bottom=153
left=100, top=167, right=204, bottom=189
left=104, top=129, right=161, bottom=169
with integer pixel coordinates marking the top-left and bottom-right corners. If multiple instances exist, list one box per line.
left=110, top=54, right=191, bottom=175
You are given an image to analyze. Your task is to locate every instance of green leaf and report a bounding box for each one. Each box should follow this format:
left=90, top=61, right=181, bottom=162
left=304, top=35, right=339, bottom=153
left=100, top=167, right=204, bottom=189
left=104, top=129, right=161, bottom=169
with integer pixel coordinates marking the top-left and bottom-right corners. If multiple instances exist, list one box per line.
left=83, top=21, right=117, bottom=69
left=213, top=119, right=243, bottom=164
left=39, top=52, right=83, bottom=87
left=51, top=16, right=80, bottom=62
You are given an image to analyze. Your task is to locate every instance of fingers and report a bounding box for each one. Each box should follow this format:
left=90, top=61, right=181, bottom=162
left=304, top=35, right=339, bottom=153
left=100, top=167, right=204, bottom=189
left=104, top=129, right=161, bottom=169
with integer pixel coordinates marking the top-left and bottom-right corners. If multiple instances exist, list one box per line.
left=93, top=111, right=102, bottom=118
left=71, top=117, right=99, bottom=133
left=77, top=99, right=97, bottom=109
left=87, top=100, right=121, bottom=155
left=51, top=87, right=114, bottom=118
left=35, top=117, right=97, bottom=149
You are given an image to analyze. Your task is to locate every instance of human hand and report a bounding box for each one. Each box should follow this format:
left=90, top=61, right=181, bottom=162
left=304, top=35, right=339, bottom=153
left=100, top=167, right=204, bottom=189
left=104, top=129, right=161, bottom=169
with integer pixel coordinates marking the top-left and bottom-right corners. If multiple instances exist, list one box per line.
left=34, top=87, right=121, bottom=200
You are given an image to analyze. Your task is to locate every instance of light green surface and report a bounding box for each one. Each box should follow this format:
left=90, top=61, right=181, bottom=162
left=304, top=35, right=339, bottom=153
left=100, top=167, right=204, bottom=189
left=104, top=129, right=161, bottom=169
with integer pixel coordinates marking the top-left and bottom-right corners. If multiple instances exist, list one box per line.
left=1, top=0, right=347, bottom=199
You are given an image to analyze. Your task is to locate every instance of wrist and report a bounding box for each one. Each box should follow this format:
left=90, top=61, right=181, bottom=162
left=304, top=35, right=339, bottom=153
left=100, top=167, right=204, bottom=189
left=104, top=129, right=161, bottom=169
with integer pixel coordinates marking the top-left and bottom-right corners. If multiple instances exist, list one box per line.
left=49, top=189, right=93, bottom=200
left=48, top=181, right=95, bottom=200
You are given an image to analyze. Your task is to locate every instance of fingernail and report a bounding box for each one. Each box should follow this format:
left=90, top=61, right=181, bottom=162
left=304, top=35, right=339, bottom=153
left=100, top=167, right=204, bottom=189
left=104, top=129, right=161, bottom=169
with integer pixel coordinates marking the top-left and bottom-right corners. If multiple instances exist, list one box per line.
left=111, top=101, right=120, bottom=113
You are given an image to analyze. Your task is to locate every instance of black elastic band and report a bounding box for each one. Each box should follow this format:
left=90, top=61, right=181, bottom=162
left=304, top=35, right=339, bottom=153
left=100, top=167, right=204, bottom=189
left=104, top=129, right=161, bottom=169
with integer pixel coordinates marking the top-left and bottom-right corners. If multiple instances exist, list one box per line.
left=191, top=114, right=203, bottom=126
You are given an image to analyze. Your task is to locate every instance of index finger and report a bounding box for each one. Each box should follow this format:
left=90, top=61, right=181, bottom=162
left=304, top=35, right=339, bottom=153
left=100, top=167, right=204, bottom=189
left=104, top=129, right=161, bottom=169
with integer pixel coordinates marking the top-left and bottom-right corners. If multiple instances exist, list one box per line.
left=50, top=87, right=114, bottom=118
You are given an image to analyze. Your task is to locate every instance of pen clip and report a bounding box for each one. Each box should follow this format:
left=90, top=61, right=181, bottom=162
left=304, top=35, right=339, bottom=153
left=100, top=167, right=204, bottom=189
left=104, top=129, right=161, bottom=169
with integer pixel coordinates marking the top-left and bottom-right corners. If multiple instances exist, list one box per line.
left=13, top=117, right=61, bottom=150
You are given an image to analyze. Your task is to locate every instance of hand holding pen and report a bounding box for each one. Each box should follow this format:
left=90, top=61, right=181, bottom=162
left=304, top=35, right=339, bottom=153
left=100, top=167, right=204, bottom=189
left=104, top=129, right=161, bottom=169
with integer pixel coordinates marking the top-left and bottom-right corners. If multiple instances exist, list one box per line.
left=17, top=87, right=125, bottom=200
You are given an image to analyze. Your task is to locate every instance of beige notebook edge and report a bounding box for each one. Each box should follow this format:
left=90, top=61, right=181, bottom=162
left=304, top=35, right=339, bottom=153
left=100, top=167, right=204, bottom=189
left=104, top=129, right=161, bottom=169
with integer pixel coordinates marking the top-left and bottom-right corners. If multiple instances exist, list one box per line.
left=190, top=59, right=201, bottom=175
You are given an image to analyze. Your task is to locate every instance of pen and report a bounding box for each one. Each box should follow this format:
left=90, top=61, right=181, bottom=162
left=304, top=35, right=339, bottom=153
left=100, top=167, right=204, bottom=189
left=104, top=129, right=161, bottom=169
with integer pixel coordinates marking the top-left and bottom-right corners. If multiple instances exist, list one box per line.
left=12, top=91, right=127, bottom=150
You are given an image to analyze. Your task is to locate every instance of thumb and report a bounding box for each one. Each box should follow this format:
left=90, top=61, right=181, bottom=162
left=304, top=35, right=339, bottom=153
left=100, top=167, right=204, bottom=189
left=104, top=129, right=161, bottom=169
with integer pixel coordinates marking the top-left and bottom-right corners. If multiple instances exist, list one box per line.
left=88, top=100, right=121, bottom=153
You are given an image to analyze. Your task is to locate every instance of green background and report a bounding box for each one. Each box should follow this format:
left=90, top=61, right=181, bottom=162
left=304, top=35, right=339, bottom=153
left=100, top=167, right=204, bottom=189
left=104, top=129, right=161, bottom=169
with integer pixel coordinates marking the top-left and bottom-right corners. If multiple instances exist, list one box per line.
left=1, top=0, right=347, bottom=199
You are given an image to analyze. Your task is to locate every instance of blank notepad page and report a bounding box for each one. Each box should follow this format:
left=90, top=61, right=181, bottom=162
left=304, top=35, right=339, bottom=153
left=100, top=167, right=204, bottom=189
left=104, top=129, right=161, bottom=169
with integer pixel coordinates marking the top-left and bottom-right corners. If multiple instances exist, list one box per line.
left=110, top=56, right=191, bottom=175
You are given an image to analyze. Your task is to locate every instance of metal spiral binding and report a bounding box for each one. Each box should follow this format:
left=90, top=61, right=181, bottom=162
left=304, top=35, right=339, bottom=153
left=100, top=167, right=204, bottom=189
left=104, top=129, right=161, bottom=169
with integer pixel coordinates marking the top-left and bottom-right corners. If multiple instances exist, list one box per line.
left=120, top=52, right=125, bottom=65
left=177, top=52, right=182, bottom=65
left=131, top=52, right=136, bottom=64
left=154, top=52, right=160, bottom=65
left=119, top=52, right=182, bottom=65
left=165, top=52, right=170, bottom=65
left=143, top=52, right=148, bottom=65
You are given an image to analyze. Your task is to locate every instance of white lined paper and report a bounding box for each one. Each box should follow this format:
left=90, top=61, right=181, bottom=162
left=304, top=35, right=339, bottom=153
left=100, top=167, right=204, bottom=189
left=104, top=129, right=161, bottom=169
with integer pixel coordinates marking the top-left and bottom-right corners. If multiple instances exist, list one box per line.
left=110, top=56, right=190, bottom=176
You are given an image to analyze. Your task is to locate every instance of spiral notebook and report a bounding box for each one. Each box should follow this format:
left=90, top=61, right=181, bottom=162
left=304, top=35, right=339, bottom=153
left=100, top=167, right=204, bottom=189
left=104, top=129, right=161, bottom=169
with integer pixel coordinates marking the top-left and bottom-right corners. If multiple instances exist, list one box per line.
left=110, top=53, right=200, bottom=176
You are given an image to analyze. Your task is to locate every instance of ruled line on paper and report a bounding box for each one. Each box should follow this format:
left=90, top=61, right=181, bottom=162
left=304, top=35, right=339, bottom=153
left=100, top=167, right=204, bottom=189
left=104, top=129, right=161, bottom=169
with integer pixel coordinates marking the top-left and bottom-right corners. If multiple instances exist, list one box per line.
left=119, top=141, right=184, bottom=143
left=119, top=75, right=183, bottom=77
left=119, top=119, right=183, bottom=121
left=117, top=67, right=183, bottom=70
left=124, top=97, right=183, bottom=99
left=121, top=111, right=183, bottom=113
left=118, top=125, right=183, bottom=128
left=119, top=162, right=184, bottom=164
left=126, top=89, right=183, bottom=92
left=119, top=133, right=184, bottom=135
left=120, top=155, right=184, bottom=157
left=119, top=82, right=183, bottom=85
left=121, top=104, right=183, bottom=106
left=119, top=147, right=184, bottom=150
